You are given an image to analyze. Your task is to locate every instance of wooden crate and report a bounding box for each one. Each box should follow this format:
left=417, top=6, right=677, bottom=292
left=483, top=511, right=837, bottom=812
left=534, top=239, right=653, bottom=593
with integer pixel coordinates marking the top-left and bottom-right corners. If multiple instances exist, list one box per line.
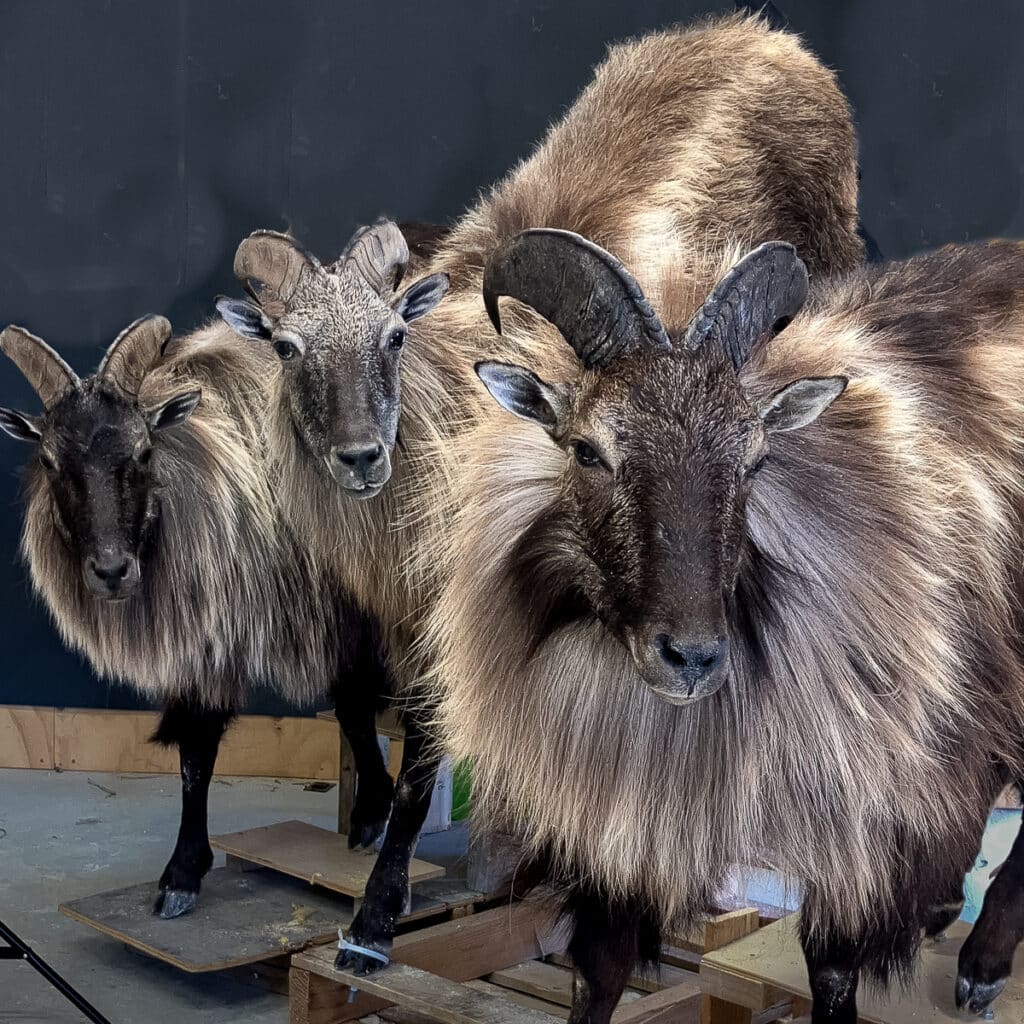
left=700, top=913, right=1024, bottom=1024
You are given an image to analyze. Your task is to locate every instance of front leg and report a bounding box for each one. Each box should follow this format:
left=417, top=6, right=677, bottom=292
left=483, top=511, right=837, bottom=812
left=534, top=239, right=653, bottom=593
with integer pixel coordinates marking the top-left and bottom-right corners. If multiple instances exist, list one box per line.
left=565, top=885, right=660, bottom=1024
left=957, top=801, right=1024, bottom=1015
left=151, top=697, right=235, bottom=919
left=336, top=713, right=439, bottom=973
left=799, top=918, right=860, bottom=1024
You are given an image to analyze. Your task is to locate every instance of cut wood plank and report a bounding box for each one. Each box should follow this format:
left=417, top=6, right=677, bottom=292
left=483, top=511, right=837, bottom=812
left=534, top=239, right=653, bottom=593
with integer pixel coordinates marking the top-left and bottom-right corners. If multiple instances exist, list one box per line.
left=466, top=980, right=571, bottom=1020
left=612, top=980, right=702, bottom=1024
left=328, top=962, right=562, bottom=1024
left=701, top=914, right=1024, bottom=1024
left=51, top=707, right=338, bottom=778
left=211, top=820, right=444, bottom=898
left=699, top=909, right=760, bottom=1024
left=60, top=866, right=353, bottom=972
left=291, top=900, right=571, bottom=1024
left=317, top=707, right=406, bottom=739
left=0, top=705, right=54, bottom=768
left=488, top=960, right=576, bottom=1006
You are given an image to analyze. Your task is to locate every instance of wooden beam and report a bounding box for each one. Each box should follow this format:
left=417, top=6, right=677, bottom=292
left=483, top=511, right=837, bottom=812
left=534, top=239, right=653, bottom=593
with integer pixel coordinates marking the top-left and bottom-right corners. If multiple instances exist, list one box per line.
left=0, top=705, right=54, bottom=769
left=325, top=962, right=562, bottom=1024
left=290, top=901, right=570, bottom=1024
left=31, top=706, right=340, bottom=778
left=698, top=909, right=760, bottom=1024
left=611, top=981, right=702, bottom=1024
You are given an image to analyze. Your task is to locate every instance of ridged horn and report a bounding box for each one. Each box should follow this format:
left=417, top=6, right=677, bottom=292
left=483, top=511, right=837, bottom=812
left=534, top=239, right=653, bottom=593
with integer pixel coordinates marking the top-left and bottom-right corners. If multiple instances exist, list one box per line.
left=234, top=230, right=320, bottom=318
left=683, top=241, right=808, bottom=369
left=482, top=228, right=669, bottom=369
left=336, top=218, right=410, bottom=295
left=0, top=325, right=80, bottom=409
left=97, top=315, right=172, bottom=396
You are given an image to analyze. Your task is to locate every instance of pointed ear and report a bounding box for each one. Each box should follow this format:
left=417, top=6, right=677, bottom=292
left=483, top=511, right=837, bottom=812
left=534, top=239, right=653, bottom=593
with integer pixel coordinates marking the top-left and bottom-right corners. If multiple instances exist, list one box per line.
left=760, top=376, right=847, bottom=433
left=0, top=407, right=42, bottom=442
left=394, top=273, right=449, bottom=322
left=148, top=389, right=201, bottom=432
left=216, top=297, right=273, bottom=340
left=475, top=361, right=569, bottom=435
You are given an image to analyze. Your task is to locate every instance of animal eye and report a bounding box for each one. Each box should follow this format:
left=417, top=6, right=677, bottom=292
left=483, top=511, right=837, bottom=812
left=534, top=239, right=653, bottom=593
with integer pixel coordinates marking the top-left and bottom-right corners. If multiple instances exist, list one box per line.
left=572, top=440, right=604, bottom=469
left=387, top=327, right=407, bottom=351
left=273, top=339, right=299, bottom=361
left=138, top=447, right=153, bottom=467
left=38, top=452, right=58, bottom=473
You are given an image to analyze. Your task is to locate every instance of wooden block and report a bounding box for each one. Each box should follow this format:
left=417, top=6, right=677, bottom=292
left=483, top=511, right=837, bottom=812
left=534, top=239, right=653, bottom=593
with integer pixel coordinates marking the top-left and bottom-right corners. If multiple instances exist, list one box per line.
left=0, top=705, right=54, bottom=769
left=466, top=830, right=522, bottom=894
left=291, top=900, right=571, bottom=1023
left=612, top=981, right=703, bottom=1024
left=545, top=953, right=692, bottom=996
left=699, top=908, right=761, bottom=1024
left=700, top=915, right=1024, bottom=1024
left=325, top=962, right=562, bottom=1024
left=291, top=966, right=387, bottom=1024
left=337, top=729, right=357, bottom=835
left=466, top=979, right=571, bottom=1020
left=60, top=866, right=354, bottom=972
left=211, top=820, right=444, bottom=898
left=51, top=708, right=339, bottom=779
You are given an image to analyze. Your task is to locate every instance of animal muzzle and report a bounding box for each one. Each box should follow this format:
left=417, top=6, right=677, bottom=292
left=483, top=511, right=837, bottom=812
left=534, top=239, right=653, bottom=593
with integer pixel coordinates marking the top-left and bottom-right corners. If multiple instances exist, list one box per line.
left=82, top=551, right=141, bottom=601
left=631, top=627, right=730, bottom=704
left=327, top=439, right=392, bottom=498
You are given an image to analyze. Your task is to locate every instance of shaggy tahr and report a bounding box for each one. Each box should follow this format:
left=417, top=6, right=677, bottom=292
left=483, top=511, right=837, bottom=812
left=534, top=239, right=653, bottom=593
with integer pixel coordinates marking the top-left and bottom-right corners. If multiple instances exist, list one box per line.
left=0, top=316, right=393, bottom=920
left=428, top=232, right=1024, bottom=1023
left=214, top=10, right=864, bottom=974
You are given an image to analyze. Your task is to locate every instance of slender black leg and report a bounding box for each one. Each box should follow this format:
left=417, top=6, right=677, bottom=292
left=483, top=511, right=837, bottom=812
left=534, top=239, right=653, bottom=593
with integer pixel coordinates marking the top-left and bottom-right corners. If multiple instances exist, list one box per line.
left=336, top=715, right=439, bottom=973
left=565, top=888, right=660, bottom=1024
left=151, top=698, right=235, bottom=919
left=333, top=683, right=394, bottom=850
left=800, top=923, right=860, bottom=1024
left=957, top=802, right=1024, bottom=1015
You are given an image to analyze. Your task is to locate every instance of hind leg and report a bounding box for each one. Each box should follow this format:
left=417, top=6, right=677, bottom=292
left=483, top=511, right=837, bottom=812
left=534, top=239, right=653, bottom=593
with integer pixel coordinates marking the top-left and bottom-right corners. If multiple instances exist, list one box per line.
left=152, top=698, right=234, bottom=918
left=957, top=802, right=1024, bottom=1015
left=565, top=886, right=661, bottom=1024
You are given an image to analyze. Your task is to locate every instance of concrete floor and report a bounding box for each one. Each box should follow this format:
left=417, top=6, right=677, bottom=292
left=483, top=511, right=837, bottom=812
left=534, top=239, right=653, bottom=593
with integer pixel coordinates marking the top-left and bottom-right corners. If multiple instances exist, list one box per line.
left=0, top=768, right=466, bottom=1024
left=0, top=768, right=1017, bottom=1024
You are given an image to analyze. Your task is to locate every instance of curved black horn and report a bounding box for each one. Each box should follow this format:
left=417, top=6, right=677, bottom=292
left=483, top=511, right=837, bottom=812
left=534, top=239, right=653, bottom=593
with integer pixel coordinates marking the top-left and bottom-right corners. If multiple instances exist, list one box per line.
left=683, top=241, right=808, bottom=370
left=482, top=229, right=669, bottom=369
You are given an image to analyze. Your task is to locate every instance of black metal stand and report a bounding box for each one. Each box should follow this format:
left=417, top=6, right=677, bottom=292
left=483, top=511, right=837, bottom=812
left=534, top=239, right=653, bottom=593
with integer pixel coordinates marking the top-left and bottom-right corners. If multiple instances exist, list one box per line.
left=0, top=917, right=113, bottom=1024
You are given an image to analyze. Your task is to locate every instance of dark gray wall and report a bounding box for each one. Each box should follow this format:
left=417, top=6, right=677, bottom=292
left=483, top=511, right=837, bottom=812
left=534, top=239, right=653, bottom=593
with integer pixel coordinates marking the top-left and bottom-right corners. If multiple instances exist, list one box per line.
left=0, top=0, right=1021, bottom=710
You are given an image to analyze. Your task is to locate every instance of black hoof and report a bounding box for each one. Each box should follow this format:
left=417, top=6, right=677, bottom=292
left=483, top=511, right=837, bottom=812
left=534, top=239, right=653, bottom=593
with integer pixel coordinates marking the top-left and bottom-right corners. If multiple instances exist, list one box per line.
left=334, top=946, right=389, bottom=976
left=154, top=888, right=199, bottom=919
left=347, top=814, right=389, bottom=850
left=956, top=969, right=1009, bottom=1015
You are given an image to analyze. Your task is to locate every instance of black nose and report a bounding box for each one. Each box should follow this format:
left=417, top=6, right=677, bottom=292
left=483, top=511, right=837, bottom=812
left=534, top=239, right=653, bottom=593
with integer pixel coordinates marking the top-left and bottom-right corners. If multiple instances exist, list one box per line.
left=88, top=556, right=130, bottom=585
left=656, top=634, right=729, bottom=693
left=333, top=443, right=384, bottom=473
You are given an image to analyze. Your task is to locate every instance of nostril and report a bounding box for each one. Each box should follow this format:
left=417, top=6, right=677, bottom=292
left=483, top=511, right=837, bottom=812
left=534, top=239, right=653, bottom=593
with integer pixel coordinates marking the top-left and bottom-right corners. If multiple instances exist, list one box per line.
left=334, top=444, right=384, bottom=471
left=656, top=634, right=728, bottom=681
left=91, top=558, right=129, bottom=583
left=364, top=444, right=383, bottom=466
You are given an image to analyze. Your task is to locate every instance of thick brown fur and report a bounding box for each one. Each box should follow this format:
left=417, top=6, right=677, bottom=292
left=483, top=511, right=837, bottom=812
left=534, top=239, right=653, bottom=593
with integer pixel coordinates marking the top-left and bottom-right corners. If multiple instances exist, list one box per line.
left=268, top=13, right=864, bottom=687
left=21, top=323, right=343, bottom=708
left=423, top=240, right=1024, bottom=984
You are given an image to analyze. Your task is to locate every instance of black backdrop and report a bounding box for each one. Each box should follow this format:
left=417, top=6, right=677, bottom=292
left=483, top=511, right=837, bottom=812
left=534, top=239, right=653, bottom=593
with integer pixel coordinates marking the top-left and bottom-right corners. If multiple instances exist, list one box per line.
left=1, top=0, right=1022, bottom=711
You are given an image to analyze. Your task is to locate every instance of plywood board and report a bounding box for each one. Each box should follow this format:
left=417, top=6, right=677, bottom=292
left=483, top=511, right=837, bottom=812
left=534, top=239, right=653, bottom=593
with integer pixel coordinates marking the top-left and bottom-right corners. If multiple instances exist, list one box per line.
left=49, top=707, right=339, bottom=778
left=0, top=705, right=54, bottom=768
left=211, top=820, right=444, bottom=897
left=316, top=707, right=406, bottom=739
left=59, top=866, right=352, bottom=972
left=701, top=914, right=1024, bottom=1024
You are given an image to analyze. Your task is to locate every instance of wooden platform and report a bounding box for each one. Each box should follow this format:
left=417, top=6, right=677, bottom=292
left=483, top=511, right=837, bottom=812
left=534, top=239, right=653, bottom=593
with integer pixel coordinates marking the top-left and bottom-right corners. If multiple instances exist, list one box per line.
left=59, top=866, right=353, bottom=972
left=289, top=905, right=771, bottom=1024
left=701, top=914, right=1024, bottom=1023
left=211, top=820, right=445, bottom=898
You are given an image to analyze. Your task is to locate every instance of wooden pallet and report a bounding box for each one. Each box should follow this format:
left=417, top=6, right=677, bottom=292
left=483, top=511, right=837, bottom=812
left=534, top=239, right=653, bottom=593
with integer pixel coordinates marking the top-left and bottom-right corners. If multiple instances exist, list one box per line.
left=292, top=906, right=774, bottom=1024
left=700, top=913, right=1024, bottom=1024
